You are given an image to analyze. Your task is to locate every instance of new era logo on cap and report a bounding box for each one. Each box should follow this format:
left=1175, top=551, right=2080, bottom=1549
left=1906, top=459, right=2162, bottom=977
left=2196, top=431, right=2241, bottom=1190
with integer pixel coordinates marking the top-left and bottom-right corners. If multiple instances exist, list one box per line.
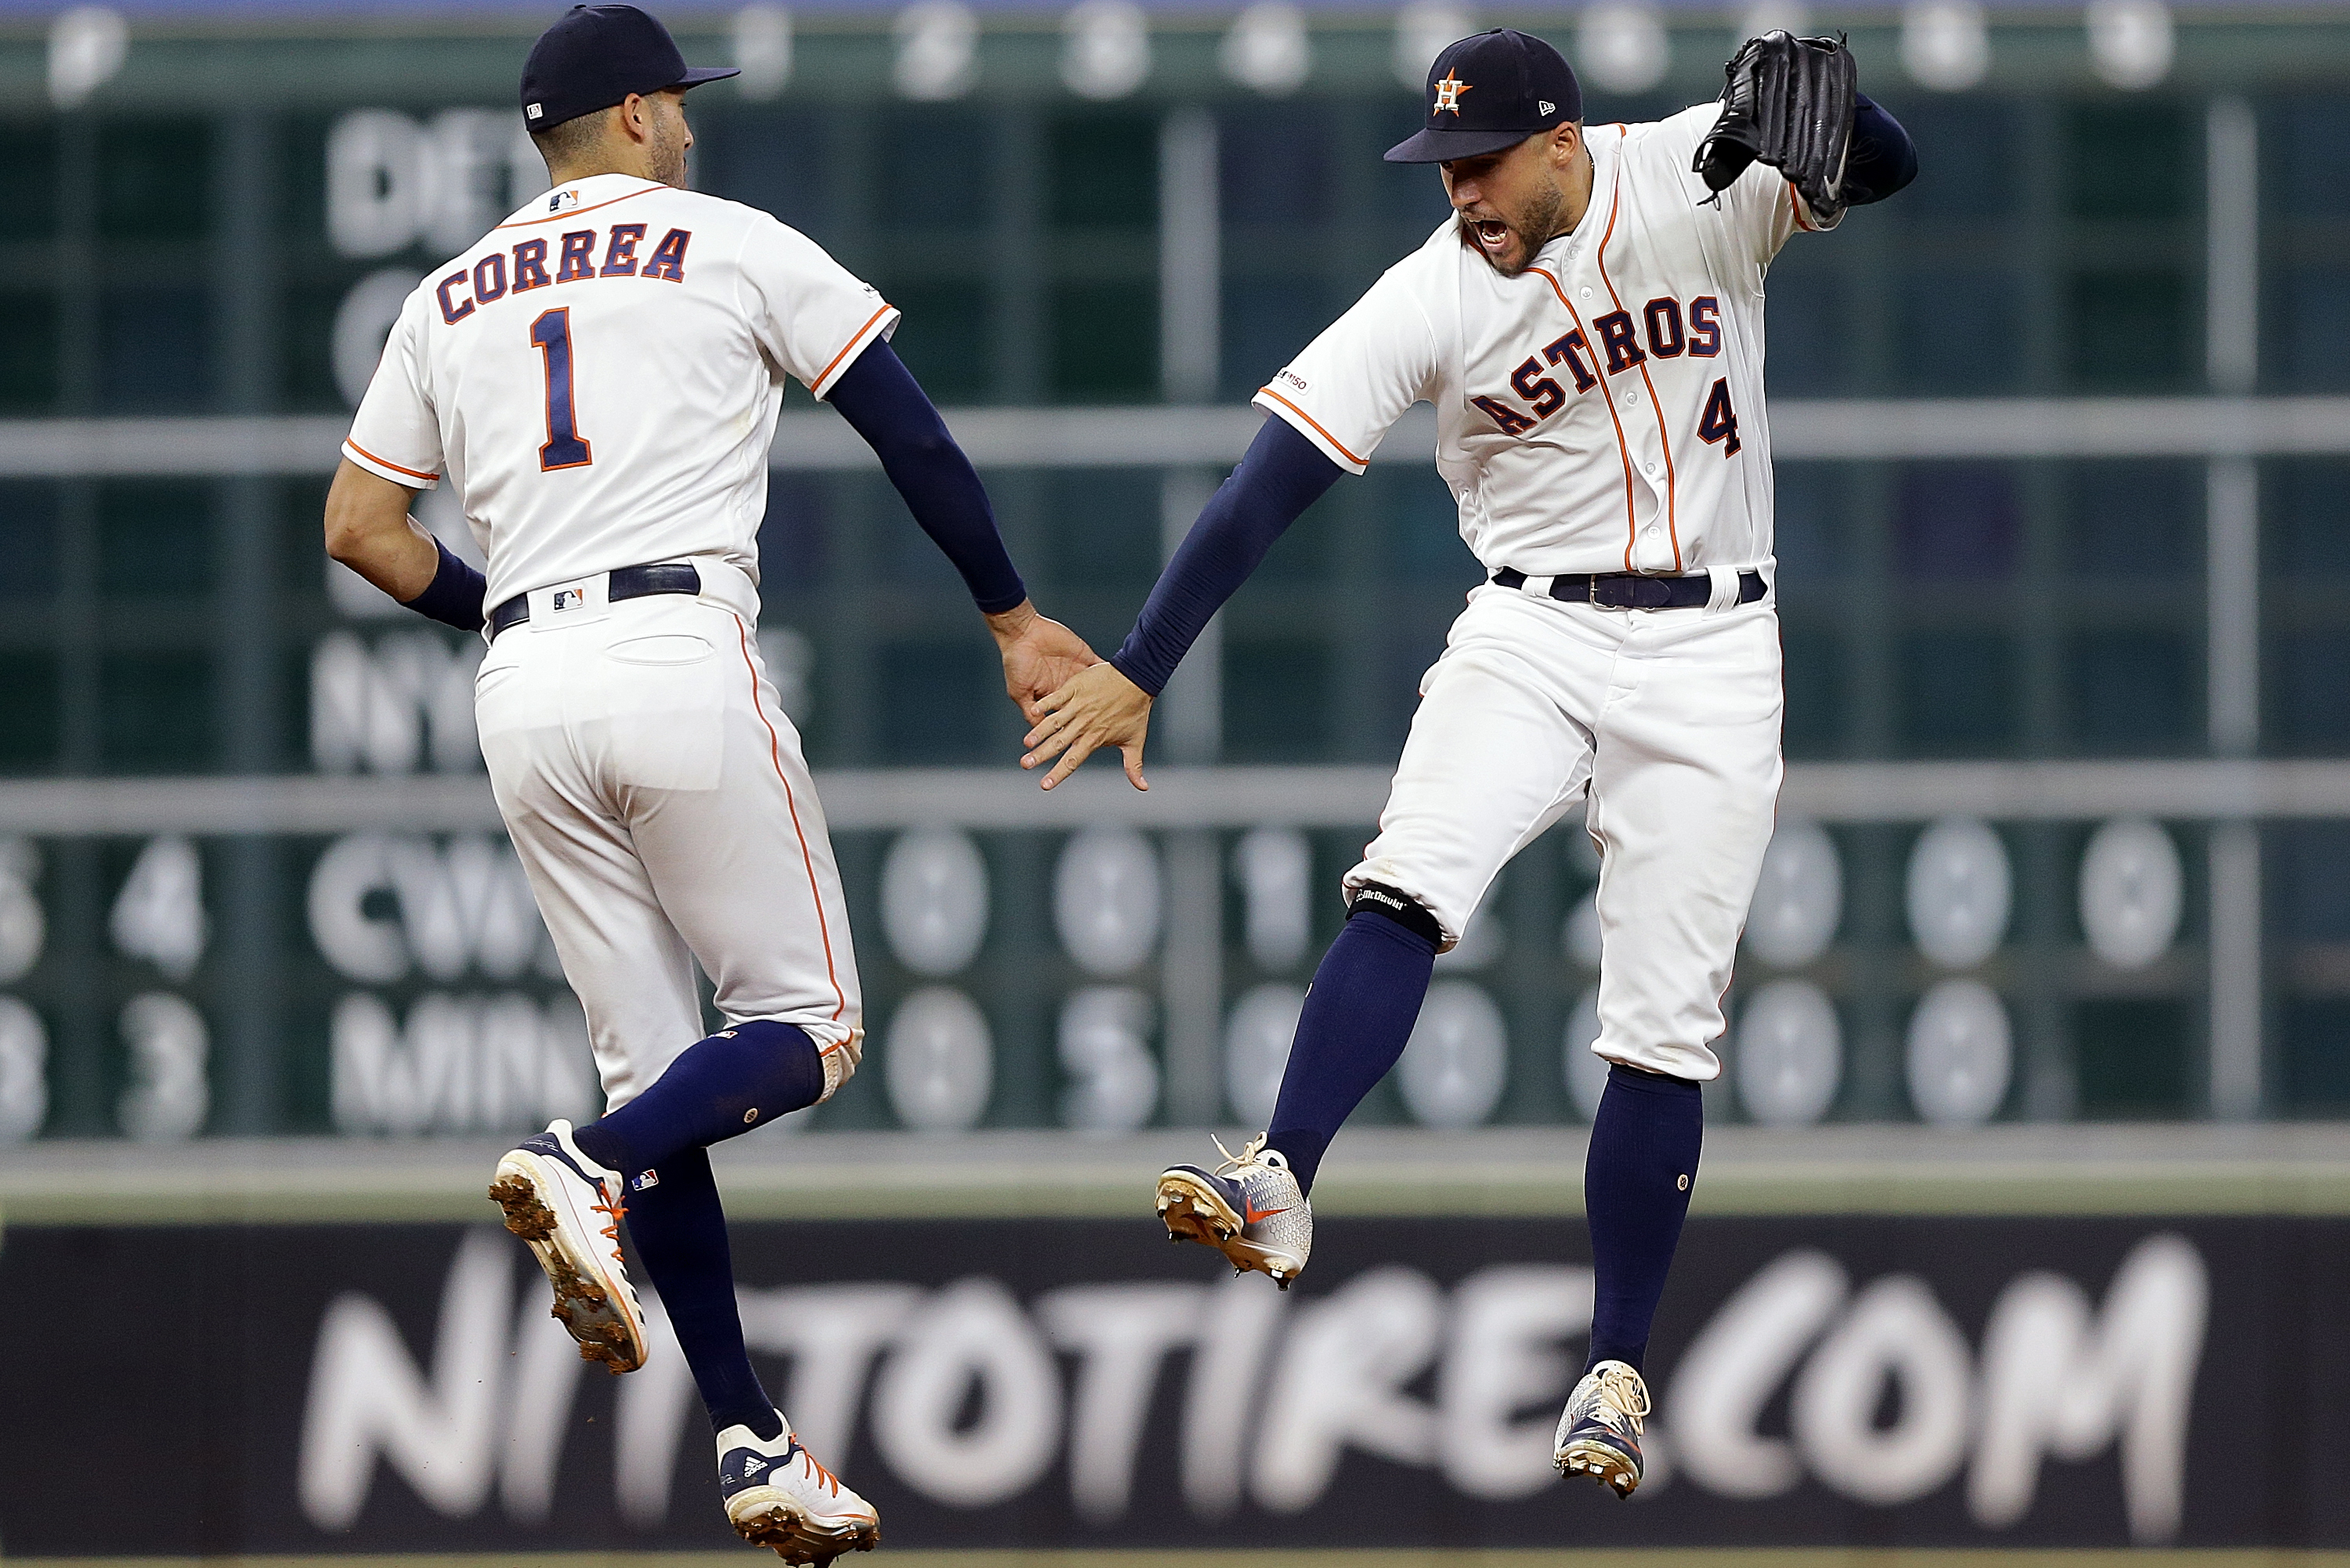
left=526, top=102, right=544, bottom=120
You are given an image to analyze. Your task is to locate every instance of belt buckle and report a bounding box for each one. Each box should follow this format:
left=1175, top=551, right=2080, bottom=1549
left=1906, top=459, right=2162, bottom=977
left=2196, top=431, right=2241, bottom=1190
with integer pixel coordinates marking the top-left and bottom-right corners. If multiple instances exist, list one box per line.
left=1592, top=575, right=1642, bottom=610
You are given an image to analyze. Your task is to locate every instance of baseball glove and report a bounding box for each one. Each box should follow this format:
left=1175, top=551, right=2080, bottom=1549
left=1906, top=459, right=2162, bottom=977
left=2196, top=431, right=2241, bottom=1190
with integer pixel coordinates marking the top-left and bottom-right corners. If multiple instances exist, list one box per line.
left=1692, top=31, right=1859, bottom=225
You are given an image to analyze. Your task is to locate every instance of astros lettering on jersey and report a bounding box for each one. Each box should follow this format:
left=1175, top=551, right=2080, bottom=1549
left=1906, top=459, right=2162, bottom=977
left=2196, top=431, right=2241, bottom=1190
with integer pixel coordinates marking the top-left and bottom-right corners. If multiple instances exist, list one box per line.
left=343, top=172, right=898, bottom=610
left=1255, top=105, right=1828, bottom=577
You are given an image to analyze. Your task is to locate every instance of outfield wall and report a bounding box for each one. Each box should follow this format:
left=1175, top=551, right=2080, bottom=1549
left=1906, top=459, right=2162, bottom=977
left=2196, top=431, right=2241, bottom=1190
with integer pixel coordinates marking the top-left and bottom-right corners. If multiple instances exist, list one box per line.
left=4, top=1129, right=2347, bottom=1555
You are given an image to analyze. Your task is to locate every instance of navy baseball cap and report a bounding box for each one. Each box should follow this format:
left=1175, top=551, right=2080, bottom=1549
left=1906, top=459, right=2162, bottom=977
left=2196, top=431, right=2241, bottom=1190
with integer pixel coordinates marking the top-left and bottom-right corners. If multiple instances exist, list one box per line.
left=1385, top=29, right=1583, bottom=164
left=521, top=5, right=739, bottom=132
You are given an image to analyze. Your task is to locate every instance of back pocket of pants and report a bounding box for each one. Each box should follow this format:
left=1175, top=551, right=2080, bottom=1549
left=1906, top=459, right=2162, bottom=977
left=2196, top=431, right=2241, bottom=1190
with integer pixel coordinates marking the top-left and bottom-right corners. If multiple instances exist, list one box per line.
left=601, top=637, right=725, bottom=790
left=606, top=633, right=714, bottom=667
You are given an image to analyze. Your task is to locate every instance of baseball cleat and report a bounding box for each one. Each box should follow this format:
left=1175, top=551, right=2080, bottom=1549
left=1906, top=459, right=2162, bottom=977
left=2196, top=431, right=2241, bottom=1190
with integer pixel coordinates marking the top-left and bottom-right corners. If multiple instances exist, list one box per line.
left=488, top=1120, right=647, bottom=1375
left=1553, top=1359, right=1650, bottom=1498
left=1155, top=1133, right=1312, bottom=1288
left=719, top=1420, right=880, bottom=1565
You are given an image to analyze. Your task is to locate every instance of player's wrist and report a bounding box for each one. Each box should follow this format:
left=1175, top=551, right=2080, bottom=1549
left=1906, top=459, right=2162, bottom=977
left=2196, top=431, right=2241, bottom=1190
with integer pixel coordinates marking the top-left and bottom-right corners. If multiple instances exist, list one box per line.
left=984, top=598, right=1039, bottom=643
left=400, top=537, right=488, bottom=633
left=1104, top=655, right=1158, bottom=703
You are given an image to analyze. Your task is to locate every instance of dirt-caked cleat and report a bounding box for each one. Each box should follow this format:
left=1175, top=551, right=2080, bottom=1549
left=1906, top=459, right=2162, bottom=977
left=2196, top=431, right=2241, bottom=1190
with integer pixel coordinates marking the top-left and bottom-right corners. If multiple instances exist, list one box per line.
left=720, top=1420, right=880, bottom=1565
left=488, top=1119, right=647, bottom=1375
left=1553, top=1359, right=1650, bottom=1498
left=1155, top=1133, right=1311, bottom=1288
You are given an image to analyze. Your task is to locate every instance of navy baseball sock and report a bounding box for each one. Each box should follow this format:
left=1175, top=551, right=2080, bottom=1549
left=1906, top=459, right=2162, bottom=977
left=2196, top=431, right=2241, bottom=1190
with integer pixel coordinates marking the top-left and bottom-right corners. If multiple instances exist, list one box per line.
left=1583, top=1063, right=1705, bottom=1374
left=1263, top=900, right=1439, bottom=1196
left=620, top=1146, right=783, bottom=1439
left=569, top=1018, right=825, bottom=1179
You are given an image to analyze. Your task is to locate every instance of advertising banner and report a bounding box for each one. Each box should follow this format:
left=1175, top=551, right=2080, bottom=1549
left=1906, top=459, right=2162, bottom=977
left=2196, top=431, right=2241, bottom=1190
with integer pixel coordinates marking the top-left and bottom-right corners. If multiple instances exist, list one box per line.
left=3, top=1212, right=2345, bottom=1554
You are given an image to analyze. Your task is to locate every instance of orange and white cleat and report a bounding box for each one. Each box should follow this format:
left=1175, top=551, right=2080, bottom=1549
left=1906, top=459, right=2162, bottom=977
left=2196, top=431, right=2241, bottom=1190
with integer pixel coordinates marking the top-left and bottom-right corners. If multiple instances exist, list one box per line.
left=720, top=1420, right=880, bottom=1565
left=487, top=1120, right=648, bottom=1374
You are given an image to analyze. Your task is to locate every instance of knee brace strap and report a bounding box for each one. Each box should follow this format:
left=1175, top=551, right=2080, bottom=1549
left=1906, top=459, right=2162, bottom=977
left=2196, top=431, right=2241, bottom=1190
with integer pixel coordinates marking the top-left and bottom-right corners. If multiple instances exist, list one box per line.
left=1348, top=883, right=1444, bottom=949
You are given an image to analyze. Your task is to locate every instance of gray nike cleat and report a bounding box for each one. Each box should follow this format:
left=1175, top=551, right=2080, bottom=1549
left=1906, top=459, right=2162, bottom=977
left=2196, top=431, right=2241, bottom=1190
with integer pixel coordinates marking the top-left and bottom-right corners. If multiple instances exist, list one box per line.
left=719, top=1419, right=880, bottom=1565
left=1553, top=1359, right=1650, bottom=1498
left=1155, top=1133, right=1312, bottom=1288
left=487, top=1119, right=647, bottom=1375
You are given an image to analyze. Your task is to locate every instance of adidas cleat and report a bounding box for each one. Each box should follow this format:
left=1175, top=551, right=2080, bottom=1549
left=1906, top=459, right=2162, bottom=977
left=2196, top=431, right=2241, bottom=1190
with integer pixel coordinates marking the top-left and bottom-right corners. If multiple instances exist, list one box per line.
left=488, top=1120, right=647, bottom=1375
left=1155, top=1133, right=1312, bottom=1288
left=719, top=1421, right=880, bottom=1565
left=1553, top=1359, right=1650, bottom=1498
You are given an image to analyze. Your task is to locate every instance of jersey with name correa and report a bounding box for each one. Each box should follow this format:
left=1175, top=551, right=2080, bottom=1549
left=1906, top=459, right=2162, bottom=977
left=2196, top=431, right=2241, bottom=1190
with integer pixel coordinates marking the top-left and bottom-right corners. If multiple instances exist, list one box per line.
left=343, top=172, right=898, bottom=609
left=1255, top=104, right=1832, bottom=579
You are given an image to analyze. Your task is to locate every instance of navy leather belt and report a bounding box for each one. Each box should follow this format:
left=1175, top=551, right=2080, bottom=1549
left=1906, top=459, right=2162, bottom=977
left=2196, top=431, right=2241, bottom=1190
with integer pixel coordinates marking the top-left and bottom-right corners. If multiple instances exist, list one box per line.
left=1491, top=566, right=1766, bottom=611
left=488, top=562, right=702, bottom=639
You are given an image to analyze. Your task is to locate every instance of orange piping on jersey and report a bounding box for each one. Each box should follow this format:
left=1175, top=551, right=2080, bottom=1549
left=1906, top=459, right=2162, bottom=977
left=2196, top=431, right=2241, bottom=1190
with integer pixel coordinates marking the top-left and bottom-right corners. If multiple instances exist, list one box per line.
left=495, top=185, right=662, bottom=229
left=1592, top=157, right=1683, bottom=572
left=343, top=439, right=439, bottom=484
left=812, top=305, right=896, bottom=396
left=1258, top=387, right=1370, bottom=469
left=1786, top=180, right=1818, bottom=233
left=1528, top=147, right=1641, bottom=568
left=1528, top=266, right=1640, bottom=567
left=733, top=615, right=849, bottom=1024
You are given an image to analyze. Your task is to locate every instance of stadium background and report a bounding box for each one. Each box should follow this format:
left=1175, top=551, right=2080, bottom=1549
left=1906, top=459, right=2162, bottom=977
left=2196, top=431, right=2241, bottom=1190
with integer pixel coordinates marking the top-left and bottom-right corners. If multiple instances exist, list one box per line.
left=1, top=0, right=2348, bottom=1559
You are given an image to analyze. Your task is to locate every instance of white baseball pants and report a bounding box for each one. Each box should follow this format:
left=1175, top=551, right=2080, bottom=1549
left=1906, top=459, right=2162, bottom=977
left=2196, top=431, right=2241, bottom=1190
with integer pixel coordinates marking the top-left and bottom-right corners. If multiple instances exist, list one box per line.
left=475, top=556, right=862, bottom=1111
left=1344, top=580, right=1784, bottom=1082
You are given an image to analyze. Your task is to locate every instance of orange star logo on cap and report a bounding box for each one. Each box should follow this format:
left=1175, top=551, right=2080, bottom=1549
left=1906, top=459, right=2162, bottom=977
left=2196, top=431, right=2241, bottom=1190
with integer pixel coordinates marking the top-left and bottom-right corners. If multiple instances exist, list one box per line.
left=1432, top=70, right=1473, bottom=114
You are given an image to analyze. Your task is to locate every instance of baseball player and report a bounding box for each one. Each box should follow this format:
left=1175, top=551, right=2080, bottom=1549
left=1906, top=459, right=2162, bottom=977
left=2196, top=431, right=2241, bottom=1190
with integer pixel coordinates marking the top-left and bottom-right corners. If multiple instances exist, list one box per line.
left=323, top=6, right=1096, bottom=1559
left=1021, top=28, right=1914, bottom=1498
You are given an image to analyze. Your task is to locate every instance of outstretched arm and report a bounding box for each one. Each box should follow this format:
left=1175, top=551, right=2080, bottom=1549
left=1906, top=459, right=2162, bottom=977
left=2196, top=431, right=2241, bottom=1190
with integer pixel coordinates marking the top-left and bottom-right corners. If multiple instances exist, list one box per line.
left=828, top=341, right=1096, bottom=714
left=1021, top=415, right=1345, bottom=789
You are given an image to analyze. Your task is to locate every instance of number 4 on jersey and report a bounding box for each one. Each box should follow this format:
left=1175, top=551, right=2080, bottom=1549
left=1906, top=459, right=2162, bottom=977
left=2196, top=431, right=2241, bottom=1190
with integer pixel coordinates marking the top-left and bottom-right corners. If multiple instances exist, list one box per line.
left=531, top=308, right=595, bottom=471
left=1698, top=377, right=1742, bottom=457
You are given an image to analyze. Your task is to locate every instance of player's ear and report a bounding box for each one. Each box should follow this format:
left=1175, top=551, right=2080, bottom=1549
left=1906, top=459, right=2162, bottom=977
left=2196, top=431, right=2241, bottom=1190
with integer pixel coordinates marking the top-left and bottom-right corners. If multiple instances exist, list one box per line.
left=618, top=92, right=653, bottom=146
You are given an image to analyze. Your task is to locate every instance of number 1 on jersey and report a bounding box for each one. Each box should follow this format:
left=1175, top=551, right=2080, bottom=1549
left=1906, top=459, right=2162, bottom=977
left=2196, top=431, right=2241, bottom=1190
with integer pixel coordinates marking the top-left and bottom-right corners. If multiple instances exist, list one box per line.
left=530, top=308, right=595, bottom=471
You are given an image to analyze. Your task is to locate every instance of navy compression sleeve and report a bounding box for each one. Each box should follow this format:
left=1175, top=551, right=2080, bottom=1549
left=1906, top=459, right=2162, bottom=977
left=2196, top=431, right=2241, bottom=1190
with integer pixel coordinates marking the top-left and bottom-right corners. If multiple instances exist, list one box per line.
left=402, top=537, right=486, bottom=632
left=1109, top=416, right=1344, bottom=695
left=1844, top=94, right=1919, bottom=207
left=828, top=340, right=1028, bottom=614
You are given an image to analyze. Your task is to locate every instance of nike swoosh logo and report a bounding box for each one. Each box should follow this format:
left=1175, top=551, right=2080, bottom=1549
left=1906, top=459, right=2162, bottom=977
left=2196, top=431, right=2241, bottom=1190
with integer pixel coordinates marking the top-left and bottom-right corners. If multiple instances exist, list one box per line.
left=1245, top=1201, right=1289, bottom=1223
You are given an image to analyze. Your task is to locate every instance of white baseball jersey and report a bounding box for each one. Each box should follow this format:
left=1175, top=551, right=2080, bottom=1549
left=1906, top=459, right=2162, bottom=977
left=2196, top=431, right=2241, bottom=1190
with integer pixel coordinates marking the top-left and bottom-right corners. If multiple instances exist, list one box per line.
left=343, top=172, right=899, bottom=609
left=1256, top=103, right=1830, bottom=576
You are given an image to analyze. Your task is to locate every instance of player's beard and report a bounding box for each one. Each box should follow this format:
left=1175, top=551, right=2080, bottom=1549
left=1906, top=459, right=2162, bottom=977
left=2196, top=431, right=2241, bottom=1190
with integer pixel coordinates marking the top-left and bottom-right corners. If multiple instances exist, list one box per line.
left=648, top=112, right=690, bottom=190
left=1462, top=177, right=1567, bottom=277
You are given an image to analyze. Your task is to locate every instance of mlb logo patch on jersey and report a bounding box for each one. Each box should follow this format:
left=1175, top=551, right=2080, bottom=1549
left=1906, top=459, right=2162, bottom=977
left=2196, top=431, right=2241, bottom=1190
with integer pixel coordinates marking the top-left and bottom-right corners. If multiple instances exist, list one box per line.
left=526, top=575, right=609, bottom=629
left=548, top=187, right=580, bottom=213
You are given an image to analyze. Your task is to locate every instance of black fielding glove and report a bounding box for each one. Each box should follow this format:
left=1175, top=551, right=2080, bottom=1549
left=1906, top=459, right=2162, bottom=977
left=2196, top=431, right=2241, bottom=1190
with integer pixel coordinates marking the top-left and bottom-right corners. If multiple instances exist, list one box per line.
left=1693, top=31, right=1860, bottom=226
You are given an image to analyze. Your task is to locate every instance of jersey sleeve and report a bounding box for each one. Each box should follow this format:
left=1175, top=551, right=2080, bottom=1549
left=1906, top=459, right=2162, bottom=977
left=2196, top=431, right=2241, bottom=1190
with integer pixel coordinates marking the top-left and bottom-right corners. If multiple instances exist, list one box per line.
left=1251, top=262, right=1441, bottom=475
left=341, top=285, right=443, bottom=490
left=736, top=215, right=902, bottom=401
left=1663, top=102, right=1840, bottom=270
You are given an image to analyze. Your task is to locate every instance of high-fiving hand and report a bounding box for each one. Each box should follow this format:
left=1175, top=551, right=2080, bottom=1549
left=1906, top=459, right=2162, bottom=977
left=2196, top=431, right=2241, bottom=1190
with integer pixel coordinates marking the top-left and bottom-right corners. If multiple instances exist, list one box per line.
left=1022, top=661, right=1154, bottom=791
left=986, top=602, right=1101, bottom=723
